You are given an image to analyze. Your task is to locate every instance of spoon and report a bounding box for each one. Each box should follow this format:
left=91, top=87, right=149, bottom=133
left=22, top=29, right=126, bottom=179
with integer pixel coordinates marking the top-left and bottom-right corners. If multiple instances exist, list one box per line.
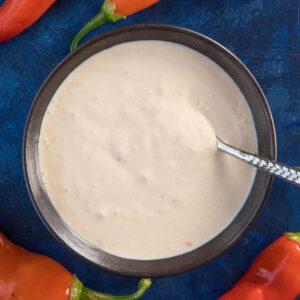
left=217, top=137, right=300, bottom=188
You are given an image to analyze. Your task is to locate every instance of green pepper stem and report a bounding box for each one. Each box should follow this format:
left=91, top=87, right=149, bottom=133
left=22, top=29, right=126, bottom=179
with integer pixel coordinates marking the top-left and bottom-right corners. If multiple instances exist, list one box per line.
left=70, top=275, right=151, bottom=300
left=70, top=0, right=125, bottom=51
left=285, top=232, right=300, bottom=247
left=70, top=275, right=83, bottom=300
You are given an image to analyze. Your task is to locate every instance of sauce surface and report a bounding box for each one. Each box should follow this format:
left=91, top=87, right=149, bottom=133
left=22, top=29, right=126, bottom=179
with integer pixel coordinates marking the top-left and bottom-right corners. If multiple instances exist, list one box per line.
left=39, top=41, right=257, bottom=259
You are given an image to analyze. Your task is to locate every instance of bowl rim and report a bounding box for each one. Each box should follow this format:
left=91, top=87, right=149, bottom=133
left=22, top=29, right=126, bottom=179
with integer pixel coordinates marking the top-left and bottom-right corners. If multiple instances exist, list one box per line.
left=22, top=23, right=277, bottom=277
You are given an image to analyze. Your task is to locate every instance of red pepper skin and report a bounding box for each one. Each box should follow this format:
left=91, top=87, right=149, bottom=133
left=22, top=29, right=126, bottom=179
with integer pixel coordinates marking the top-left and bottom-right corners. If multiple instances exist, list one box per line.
left=0, top=232, right=73, bottom=300
left=114, top=0, right=160, bottom=17
left=0, top=0, right=56, bottom=42
left=218, top=234, right=300, bottom=300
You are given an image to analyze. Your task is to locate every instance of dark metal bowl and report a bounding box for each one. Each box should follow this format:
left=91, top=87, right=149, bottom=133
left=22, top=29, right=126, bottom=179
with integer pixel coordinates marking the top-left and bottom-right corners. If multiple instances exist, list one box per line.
left=23, top=24, right=276, bottom=277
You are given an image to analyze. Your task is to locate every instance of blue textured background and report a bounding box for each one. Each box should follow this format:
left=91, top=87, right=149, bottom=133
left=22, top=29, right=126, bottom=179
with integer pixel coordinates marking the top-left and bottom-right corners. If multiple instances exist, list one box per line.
left=0, top=0, right=300, bottom=299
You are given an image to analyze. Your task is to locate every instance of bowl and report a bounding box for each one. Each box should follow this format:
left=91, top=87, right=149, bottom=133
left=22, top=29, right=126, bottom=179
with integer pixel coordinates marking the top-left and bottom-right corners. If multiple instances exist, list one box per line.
left=23, top=24, right=276, bottom=277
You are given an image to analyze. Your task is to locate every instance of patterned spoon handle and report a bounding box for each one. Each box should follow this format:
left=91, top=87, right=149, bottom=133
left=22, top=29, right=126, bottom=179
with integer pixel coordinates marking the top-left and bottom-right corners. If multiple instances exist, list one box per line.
left=217, top=137, right=300, bottom=188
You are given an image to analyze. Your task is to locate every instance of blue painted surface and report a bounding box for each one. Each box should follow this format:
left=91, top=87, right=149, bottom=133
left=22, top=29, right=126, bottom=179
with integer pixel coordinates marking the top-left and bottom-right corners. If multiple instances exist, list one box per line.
left=0, top=0, right=300, bottom=299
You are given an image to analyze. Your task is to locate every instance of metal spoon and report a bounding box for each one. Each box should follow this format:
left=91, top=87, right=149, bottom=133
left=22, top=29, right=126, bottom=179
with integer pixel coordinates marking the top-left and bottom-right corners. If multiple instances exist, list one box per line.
left=217, top=137, right=300, bottom=188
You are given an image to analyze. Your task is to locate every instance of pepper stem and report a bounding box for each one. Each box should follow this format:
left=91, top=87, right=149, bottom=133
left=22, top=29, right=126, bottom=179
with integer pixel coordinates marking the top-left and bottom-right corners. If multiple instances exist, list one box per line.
left=285, top=232, right=300, bottom=247
left=70, top=0, right=125, bottom=51
left=70, top=275, right=151, bottom=300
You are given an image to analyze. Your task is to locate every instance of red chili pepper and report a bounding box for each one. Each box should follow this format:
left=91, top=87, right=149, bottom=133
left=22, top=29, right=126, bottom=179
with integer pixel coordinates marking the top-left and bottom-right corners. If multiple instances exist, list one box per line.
left=70, top=0, right=160, bottom=51
left=218, top=232, right=300, bottom=300
left=0, top=231, right=151, bottom=300
left=0, top=0, right=56, bottom=43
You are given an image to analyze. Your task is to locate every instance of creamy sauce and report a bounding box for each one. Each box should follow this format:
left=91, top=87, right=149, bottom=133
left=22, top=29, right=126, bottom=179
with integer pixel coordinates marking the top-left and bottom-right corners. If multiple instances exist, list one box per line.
left=39, top=41, right=257, bottom=259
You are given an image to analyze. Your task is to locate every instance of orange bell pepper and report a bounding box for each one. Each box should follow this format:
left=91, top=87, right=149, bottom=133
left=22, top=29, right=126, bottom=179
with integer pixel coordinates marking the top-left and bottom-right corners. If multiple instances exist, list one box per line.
left=0, top=0, right=56, bottom=42
left=70, top=0, right=160, bottom=51
left=219, top=233, right=300, bottom=300
left=0, top=231, right=151, bottom=300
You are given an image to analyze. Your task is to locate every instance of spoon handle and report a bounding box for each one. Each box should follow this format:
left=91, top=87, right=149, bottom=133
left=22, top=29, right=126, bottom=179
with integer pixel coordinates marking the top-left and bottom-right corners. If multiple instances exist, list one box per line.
left=217, top=138, right=300, bottom=188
